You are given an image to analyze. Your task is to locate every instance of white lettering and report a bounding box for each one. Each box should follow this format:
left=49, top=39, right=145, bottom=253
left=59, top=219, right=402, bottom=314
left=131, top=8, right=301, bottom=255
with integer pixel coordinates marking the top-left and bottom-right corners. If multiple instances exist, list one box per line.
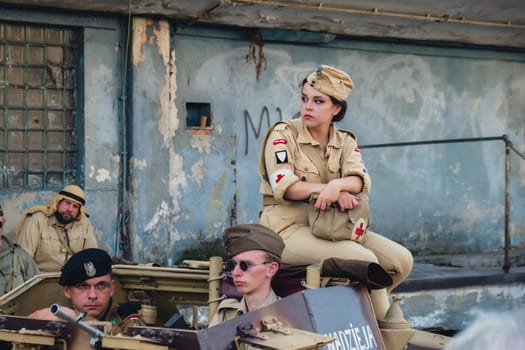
left=366, top=325, right=378, bottom=348
left=338, top=330, right=351, bottom=350
left=355, top=327, right=364, bottom=350
left=324, top=323, right=379, bottom=350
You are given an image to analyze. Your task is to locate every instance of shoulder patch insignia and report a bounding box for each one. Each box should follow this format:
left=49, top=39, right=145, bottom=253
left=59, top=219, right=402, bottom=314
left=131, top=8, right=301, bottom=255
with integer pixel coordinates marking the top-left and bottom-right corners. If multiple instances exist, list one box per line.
left=275, top=150, right=288, bottom=164
left=273, top=138, right=287, bottom=145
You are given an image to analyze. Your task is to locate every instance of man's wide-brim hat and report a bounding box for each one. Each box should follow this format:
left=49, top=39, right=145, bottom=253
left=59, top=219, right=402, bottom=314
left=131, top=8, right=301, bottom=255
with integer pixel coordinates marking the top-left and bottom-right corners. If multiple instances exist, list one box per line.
left=224, top=223, right=285, bottom=261
left=59, top=248, right=112, bottom=286
left=306, top=65, right=354, bottom=102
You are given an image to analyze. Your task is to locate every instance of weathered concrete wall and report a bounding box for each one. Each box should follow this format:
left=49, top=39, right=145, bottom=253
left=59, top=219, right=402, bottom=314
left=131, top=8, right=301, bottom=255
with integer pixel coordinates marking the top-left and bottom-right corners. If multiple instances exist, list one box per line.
left=166, top=25, right=525, bottom=260
left=0, top=9, right=124, bottom=253
left=1, top=9, right=523, bottom=264
left=82, top=25, right=123, bottom=251
left=128, top=18, right=181, bottom=264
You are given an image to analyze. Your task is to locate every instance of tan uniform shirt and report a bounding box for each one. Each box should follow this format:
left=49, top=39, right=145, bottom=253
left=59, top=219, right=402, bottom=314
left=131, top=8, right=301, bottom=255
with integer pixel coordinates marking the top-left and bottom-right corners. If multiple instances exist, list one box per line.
left=17, top=212, right=98, bottom=272
left=209, top=289, right=279, bottom=327
left=259, top=118, right=371, bottom=234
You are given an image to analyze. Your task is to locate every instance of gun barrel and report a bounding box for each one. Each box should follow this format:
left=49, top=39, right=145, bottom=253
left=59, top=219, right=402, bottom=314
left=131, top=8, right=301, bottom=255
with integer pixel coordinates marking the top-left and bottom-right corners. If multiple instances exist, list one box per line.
left=49, top=304, right=105, bottom=338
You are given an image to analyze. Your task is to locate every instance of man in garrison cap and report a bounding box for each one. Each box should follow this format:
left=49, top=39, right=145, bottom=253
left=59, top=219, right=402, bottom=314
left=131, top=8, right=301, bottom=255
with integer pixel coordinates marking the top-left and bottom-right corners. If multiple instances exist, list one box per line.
left=29, top=248, right=143, bottom=334
left=209, top=223, right=284, bottom=327
left=16, top=185, right=98, bottom=272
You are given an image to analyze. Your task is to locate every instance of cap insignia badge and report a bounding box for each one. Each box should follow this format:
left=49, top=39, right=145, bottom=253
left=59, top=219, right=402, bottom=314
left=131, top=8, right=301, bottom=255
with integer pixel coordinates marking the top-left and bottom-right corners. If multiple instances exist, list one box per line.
left=84, top=262, right=96, bottom=277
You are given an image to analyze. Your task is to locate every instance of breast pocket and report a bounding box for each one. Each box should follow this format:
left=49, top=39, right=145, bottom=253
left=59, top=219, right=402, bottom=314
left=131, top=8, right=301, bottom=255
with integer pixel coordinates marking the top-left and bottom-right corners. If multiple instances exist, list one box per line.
left=295, top=158, right=321, bottom=183
left=40, top=230, right=62, bottom=255
left=327, top=160, right=342, bottom=181
left=67, top=229, right=88, bottom=251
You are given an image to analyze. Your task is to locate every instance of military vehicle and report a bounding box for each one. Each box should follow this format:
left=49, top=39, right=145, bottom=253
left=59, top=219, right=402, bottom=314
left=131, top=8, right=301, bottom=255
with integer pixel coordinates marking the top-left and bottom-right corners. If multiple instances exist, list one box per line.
left=0, top=257, right=448, bottom=349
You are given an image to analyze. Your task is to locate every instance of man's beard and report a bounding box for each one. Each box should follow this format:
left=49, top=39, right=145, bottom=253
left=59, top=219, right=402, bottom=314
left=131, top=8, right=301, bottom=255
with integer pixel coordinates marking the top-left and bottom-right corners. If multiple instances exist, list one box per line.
left=55, top=211, right=75, bottom=224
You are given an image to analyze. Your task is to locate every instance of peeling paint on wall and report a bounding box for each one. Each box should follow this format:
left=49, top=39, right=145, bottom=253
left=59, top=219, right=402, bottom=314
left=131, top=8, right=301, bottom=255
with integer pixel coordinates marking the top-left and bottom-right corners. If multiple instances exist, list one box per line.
left=110, top=154, right=120, bottom=179
left=131, top=17, right=151, bottom=66
left=190, top=160, right=206, bottom=186
left=158, top=28, right=178, bottom=147
left=130, top=157, right=148, bottom=170
left=189, top=135, right=213, bottom=154
left=144, top=200, right=170, bottom=232
left=168, top=150, right=187, bottom=213
left=87, top=166, right=112, bottom=182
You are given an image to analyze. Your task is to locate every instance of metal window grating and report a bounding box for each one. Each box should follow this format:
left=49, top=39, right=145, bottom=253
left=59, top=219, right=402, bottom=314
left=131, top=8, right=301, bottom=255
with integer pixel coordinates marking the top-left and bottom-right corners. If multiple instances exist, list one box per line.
left=0, top=21, right=80, bottom=189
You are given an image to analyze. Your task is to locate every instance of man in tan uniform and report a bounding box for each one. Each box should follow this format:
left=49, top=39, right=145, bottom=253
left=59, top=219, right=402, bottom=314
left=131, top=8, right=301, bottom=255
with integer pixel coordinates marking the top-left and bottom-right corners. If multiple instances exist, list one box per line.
left=209, top=223, right=284, bottom=327
left=29, top=248, right=144, bottom=335
left=16, top=185, right=98, bottom=272
left=0, top=204, right=39, bottom=294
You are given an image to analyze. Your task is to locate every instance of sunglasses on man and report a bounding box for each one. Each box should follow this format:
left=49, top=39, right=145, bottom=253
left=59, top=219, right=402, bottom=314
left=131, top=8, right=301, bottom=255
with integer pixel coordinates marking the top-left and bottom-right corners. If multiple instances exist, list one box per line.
left=223, top=259, right=271, bottom=272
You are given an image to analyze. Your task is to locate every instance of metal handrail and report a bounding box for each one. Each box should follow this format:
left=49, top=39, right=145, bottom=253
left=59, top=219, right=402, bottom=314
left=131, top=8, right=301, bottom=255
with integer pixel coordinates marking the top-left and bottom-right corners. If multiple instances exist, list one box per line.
left=361, top=135, right=524, bottom=273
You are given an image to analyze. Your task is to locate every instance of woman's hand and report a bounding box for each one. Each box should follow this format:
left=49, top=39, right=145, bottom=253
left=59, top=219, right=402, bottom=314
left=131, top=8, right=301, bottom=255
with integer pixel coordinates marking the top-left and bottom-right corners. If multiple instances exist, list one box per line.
left=337, top=191, right=359, bottom=211
left=315, top=178, right=360, bottom=211
left=315, top=181, right=341, bottom=210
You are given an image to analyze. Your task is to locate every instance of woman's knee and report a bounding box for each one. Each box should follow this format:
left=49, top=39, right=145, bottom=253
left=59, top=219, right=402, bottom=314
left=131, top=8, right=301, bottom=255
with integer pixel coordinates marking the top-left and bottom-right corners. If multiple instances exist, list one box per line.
left=395, top=245, right=414, bottom=278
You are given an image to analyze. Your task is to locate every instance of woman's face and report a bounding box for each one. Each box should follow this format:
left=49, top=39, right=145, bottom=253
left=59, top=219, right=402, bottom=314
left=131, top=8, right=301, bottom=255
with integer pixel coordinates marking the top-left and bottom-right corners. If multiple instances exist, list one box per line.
left=300, top=83, right=341, bottom=130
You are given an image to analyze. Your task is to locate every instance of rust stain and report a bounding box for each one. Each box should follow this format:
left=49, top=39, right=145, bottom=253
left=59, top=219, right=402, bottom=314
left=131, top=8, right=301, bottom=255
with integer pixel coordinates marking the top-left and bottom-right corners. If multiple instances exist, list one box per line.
left=158, top=22, right=178, bottom=147
left=153, top=20, right=170, bottom=65
left=131, top=17, right=154, bottom=66
left=191, top=129, right=213, bottom=136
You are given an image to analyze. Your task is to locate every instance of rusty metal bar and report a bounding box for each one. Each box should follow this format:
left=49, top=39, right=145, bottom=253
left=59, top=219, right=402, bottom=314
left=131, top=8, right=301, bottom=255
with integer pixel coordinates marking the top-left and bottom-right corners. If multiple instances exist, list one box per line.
left=360, top=136, right=505, bottom=149
left=231, top=0, right=525, bottom=30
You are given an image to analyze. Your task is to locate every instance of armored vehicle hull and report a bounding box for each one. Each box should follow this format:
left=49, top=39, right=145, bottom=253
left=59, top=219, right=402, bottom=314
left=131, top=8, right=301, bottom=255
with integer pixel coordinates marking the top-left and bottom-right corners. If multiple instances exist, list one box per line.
left=0, top=258, right=448, bottom=349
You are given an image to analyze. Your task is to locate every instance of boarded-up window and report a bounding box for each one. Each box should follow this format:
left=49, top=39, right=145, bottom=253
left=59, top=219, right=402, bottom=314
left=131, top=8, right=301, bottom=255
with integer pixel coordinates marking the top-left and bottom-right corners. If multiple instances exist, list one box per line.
left=0, top=22, right=80, bottom=189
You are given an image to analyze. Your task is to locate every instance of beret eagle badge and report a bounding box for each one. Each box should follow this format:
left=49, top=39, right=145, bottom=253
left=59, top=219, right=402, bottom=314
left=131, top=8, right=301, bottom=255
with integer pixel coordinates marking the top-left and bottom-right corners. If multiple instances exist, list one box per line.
left=84, top=261, right=96, bottom=277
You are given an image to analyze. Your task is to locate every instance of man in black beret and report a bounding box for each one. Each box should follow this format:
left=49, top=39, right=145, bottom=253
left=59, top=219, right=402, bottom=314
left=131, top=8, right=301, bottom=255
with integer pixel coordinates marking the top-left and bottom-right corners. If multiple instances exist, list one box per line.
left=209, top=223, right=284, bottom=327
left=29, top=248, right=143, bottom=334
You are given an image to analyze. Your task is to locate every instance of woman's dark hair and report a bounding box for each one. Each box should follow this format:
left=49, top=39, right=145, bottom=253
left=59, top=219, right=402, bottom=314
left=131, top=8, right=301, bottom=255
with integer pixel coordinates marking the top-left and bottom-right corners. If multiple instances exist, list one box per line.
left=300, top=78, right=347, bottom=122
left=330, top=97, right=347, bottom=122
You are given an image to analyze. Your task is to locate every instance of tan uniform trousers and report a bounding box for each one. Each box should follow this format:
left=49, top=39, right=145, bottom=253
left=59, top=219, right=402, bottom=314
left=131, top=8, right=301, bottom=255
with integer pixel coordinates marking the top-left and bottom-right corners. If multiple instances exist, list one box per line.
left=277, top=223, right=413, bottom=320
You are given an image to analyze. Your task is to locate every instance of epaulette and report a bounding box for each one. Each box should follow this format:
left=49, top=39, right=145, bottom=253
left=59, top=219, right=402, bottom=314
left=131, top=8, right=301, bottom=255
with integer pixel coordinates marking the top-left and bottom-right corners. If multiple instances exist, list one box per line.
left=337, top=127, right=357, bottom=140
left=273, top=122, right=288, bottom=131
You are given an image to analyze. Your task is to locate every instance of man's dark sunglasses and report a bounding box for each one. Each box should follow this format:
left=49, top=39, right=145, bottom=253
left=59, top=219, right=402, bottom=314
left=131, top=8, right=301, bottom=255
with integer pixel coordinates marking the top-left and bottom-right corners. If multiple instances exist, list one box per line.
left=223, top=259, right=271, bottom=272
left=0, top=222, right=3, bottom=228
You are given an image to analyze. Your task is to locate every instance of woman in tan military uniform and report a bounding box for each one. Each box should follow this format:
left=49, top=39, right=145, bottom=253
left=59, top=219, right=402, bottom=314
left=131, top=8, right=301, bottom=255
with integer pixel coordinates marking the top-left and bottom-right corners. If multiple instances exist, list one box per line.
left=258, top=65, right=413, bottom=322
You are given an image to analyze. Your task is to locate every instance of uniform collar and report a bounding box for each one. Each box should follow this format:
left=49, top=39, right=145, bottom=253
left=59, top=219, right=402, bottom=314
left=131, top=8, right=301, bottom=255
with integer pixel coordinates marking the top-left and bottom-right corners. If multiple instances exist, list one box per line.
left=238, top=288, right=279, bottom=315
left=295, top=119, right=340, bottom=149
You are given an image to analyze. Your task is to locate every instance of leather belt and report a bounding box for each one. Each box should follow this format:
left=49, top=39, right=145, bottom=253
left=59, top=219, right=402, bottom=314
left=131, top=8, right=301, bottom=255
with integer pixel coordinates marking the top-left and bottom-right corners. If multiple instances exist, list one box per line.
left=262, top=196, right=279, bottom=206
